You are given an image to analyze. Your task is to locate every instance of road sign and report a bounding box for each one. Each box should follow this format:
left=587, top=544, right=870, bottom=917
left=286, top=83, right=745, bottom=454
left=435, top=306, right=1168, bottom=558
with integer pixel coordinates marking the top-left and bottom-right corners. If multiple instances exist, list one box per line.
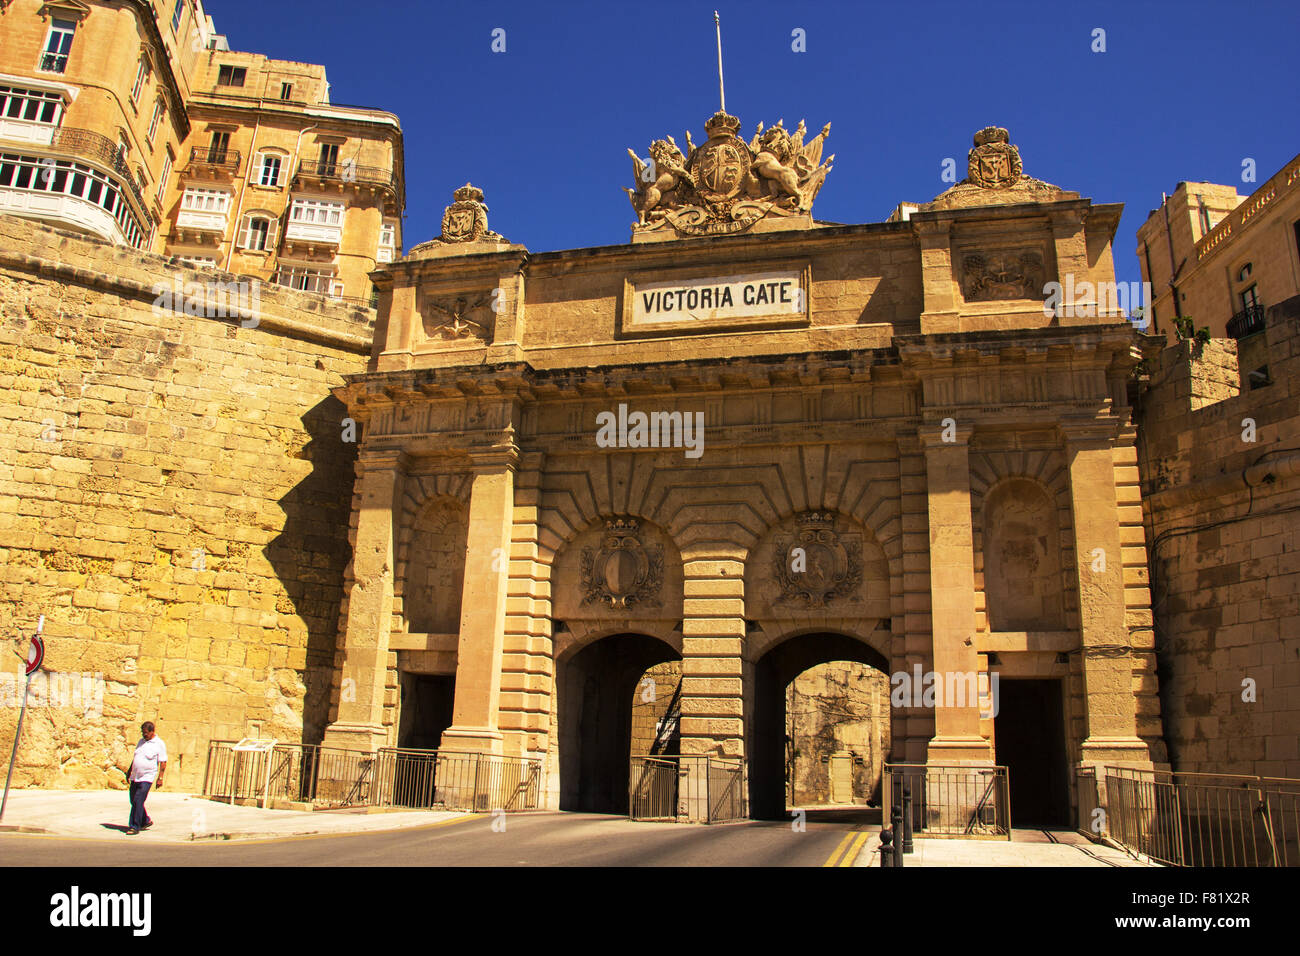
left=25, top=635, right=43, bottom=676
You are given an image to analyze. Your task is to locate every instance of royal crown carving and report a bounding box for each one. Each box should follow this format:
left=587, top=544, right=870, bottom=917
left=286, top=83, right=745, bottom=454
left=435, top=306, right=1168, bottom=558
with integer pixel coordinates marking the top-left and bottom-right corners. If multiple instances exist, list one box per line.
left=624, top=110, right=834, bottom=239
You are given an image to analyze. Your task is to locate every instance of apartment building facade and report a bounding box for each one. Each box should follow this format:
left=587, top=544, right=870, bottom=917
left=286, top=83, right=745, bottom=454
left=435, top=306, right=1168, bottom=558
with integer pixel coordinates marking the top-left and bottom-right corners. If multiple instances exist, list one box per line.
left=0, top=0, right=402, bottom=303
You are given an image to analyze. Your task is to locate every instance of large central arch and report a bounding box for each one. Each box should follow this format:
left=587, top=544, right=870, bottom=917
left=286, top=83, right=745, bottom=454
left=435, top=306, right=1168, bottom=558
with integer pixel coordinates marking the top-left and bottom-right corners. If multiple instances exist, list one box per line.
left=557, top=632, right=681, bottom=814
left=750, top=631, right=891, bottom=819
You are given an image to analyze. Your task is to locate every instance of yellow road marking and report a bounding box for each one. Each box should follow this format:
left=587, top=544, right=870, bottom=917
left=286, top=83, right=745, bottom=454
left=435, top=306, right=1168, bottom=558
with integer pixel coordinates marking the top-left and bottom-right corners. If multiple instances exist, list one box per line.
left=821, top=830, right=856, bottom=867
left=838, top=830, right=870, bottom=867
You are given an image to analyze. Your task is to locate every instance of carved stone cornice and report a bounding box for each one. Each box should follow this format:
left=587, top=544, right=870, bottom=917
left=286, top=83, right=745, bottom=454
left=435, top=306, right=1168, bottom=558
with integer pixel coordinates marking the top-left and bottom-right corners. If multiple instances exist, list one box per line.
left=1058, top=418, right=1122, bottom=447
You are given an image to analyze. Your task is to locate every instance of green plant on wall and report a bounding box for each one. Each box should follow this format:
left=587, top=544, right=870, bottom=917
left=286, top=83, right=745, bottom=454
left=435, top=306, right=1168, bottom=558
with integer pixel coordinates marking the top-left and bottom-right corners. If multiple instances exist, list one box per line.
left=1173, top=315, right=1211, bottom=357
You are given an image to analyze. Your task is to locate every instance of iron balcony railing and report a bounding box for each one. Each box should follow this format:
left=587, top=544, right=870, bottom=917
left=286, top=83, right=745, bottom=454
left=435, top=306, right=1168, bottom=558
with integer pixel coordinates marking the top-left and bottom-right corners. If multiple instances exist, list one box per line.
left=1226, top=303, right=1266, bottom=339
left=187, top=146, right=242, bottom=175
left=44, top=127, right=152, bottom=223
left=882, top=763, right=1011, bottom=839
left=1104, top=767, right=1300, bottom=867
left=295, top=159, right=399, bottom=194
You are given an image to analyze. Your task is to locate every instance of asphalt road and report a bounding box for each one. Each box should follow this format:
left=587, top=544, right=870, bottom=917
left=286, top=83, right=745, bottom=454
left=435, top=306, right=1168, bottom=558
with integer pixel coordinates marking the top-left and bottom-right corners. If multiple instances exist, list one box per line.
left=0, top=810, right=872, bottom=867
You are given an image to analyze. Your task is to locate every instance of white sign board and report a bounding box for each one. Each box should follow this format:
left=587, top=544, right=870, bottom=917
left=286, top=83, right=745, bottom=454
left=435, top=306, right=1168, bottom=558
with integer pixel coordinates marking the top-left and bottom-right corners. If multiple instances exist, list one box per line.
left=627, top=269, right=806, bottom=332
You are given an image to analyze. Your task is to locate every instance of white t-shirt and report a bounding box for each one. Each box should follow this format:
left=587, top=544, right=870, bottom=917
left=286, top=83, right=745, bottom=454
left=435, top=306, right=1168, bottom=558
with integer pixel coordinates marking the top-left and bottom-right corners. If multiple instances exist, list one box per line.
left=128, top=737, right=167, bottom=783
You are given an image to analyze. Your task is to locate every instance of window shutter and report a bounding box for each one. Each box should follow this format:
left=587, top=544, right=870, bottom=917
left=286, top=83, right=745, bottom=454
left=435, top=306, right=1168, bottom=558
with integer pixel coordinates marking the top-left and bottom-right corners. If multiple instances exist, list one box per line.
left=264, top=216, right=279, bottom=249
left=237, top=213, right=251, bottom=249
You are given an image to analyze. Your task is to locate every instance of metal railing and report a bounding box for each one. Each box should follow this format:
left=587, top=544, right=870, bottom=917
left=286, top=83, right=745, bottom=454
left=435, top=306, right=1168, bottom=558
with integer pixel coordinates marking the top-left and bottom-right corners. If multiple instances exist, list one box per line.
left=1226, top=303, right=1266, bottom=339
left=628, top=754, right=746, bottom=823
left=203, top=741, right=542, bottom=812
left=1105, top=767, right=1300, bottom=866
left=883, top=763, right=1011, bottom=839
left=187, top=146, right=242, bottom=175
left=43, top=127, right=152, bottom=222
left=295, top=159, right=398, bottom=193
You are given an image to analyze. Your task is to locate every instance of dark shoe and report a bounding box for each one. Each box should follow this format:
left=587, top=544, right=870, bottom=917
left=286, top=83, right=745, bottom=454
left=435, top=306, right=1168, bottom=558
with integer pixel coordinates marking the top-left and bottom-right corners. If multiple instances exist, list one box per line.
left=141, top=821, right=153, bottom=830
left=125, top=828, right=139, bottom=835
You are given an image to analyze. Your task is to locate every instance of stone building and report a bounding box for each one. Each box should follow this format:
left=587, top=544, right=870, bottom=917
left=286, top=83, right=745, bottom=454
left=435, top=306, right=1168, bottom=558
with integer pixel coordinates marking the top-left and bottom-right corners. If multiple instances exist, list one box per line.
left=321, top=120, right=1164, bottom=822
left=1134, top=153, right=1300, bottom=779
left=0, top=0, right=402, bottom=301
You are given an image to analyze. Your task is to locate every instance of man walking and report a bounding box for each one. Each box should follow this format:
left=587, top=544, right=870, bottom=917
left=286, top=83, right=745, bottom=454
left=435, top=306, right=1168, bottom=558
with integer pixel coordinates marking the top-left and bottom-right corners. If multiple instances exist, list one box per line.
left=126, top=721, right=166, bottom=835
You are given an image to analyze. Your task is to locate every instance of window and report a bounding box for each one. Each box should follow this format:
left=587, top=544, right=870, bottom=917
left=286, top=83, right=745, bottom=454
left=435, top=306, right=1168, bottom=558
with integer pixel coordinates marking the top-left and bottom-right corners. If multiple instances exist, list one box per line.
left=147, top=99, right=165, bottom=143
left=117, top=134, right=130, bottom=162
left=179, top=256, right=216, bottom=269
left=156, top=148, right=173, bottom=202
left=0, top=86, right=64, bottom=124
left=289, top=197, right=343, bottom=225
left=377, top=219, right=397, bottom=262
left=255, top=152, right=282, bottom=187
left=239, top=212, right=277, bottom=251
left=1237, top=263, right=1253, bottom=282
left=40, top=19, right=77, bottom=74
left=131, top=58, right=150, bottom=106
left=1197, top=200, right=1212, bottom=236
left=171, top=0, right=185, bottom=33
left=180, top=187, right=231, bottom=213
left=273, top=265, right=335, bottom=295
left=1240, top=283, right=1259, bottom=312
left=318, top=143, right=339, bottom=175
left=280, top=83, right=293, bottom=100
left=207, top=131, right=230, bottom=164
left=0, top=151, right=146, bottom=247
left=216, top=65, right=246, bottom=87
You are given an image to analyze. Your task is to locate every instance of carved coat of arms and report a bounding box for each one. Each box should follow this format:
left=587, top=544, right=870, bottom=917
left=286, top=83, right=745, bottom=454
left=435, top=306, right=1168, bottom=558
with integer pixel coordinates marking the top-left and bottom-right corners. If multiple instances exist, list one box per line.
left=962, top=252, right=1045, bottom=301
left=580, top=519, right=664, bottom=609
left=624, top=110, right=834, bottom=238
left=967, top=127, right=1023, bottom=189
left=421, top=292, right=494, bottom=341
left=773, top=512, right=862, bottom=608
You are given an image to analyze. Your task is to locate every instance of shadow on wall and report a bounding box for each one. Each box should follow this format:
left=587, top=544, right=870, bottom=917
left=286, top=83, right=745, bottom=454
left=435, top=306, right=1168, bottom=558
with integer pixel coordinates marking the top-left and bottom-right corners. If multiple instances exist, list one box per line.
left=266, top=393, right=357, bottom=746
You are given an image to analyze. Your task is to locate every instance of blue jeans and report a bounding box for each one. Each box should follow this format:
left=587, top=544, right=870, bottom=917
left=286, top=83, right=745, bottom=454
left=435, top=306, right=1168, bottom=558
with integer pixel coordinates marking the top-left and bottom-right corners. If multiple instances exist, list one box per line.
left=128, top=781, right=152, bottom=830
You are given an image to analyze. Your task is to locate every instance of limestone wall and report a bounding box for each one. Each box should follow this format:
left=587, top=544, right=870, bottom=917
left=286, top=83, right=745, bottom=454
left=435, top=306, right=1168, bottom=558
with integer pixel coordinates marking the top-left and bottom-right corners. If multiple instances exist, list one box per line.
left=0, top=214, right=370, bottom=791
left=1137, top=295, right=1300, bottom=777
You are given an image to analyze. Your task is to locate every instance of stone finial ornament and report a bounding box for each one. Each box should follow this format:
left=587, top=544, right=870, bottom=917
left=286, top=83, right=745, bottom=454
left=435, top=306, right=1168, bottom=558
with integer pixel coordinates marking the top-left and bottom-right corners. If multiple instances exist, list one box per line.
left=623, top=110, right=834, bottom=239
left=967, top=127, right=1023, bottom=188
left=439, top=183, right=501, bottom=242
left=923, top=126, right=1077, bottom=211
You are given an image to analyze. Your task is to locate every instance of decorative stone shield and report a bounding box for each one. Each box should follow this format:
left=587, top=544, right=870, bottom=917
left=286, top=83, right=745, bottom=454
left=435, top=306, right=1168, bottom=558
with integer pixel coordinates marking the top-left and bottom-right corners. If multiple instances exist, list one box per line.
left=967, top=127, right=1023, bottom=189
left=693, top=137, right=749, bottom=202
left=773, top=512, right=863, bottom=607
left=580, top=518, right=664, bottom=609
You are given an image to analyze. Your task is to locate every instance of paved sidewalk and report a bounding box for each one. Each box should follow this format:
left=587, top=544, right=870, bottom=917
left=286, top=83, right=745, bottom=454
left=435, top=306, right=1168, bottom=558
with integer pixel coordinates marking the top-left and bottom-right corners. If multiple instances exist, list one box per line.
left=0, top=789, right=467, bottom=843
left=855, top=828, right=1155, bottom=867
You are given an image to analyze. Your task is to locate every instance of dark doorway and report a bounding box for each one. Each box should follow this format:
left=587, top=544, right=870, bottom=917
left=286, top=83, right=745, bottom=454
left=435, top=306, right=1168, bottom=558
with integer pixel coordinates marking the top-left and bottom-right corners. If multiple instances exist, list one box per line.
left=559, top=634, right=679, bottom=814
left=397, top=673, right=455, bottom=750
left=751, top=632, right=890, bottom=820
left=994, top=679, right=1069, bottom=827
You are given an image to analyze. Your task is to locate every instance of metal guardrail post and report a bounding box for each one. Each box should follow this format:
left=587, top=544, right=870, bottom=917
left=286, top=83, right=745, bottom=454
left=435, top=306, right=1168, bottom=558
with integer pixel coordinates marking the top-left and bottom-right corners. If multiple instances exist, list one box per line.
left=891, top=803, right=904, bottom=867
left=880, top=828, right=894, bottom=867
left=902, top=782, right=914, bottom=853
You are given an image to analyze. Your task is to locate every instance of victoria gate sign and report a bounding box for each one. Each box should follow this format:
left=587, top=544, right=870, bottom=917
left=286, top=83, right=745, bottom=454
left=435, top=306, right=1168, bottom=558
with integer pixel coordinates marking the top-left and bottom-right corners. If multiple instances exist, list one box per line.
left=623, top=266, right=810, bottom=336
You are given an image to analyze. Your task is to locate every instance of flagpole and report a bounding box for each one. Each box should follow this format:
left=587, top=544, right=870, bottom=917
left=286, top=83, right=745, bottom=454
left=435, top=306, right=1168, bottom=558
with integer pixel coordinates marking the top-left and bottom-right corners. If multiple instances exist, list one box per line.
left=1, top=616, right=43, bottom=823
left=714, top=11, right=725, bottom=113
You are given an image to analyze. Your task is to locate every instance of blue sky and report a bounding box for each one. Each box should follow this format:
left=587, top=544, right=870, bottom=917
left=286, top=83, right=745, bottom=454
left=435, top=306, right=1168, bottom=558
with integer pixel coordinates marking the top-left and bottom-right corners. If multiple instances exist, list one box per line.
left=208, top=0, right=1299, bottom=285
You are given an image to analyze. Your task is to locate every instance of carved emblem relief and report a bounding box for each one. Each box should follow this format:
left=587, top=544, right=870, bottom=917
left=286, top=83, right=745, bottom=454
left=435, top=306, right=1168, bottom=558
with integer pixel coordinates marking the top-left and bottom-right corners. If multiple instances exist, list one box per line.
left=773, top=512, right=863, bottom=608
left=421, top=292, right=495, bottom=342
left=624, top=110, right=834, bottom=238
left=962, top=251, right=1045, bottom=301
left=967, top=126, right=1023, bottom=188
left=580, top=518, right=664, bottom=609
left=405, top=184, right=508, bottom=257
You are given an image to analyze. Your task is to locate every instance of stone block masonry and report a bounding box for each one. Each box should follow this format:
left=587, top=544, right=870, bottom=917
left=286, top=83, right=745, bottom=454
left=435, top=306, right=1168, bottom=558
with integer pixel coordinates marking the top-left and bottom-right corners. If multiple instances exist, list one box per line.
left=0, top=214, right=372, bottom=791
left=1137, top=295, right=1300, bottom=778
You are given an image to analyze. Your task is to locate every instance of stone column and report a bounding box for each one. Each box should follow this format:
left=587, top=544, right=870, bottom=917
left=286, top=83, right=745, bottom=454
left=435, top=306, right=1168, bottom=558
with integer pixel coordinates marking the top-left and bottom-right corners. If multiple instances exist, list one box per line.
left=920, top=422, right=993, bottom=763
left=1050, top=207, right=1096, bottom=324
left=322, top=450, right=407, bottom=752
left=1062, top=421, right=1152, bottom=768
left=440, top=444, right=518, bottom=755
left=679, top=551, right=746, bottom=821
left=913, top=218, right=959, bottom=333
